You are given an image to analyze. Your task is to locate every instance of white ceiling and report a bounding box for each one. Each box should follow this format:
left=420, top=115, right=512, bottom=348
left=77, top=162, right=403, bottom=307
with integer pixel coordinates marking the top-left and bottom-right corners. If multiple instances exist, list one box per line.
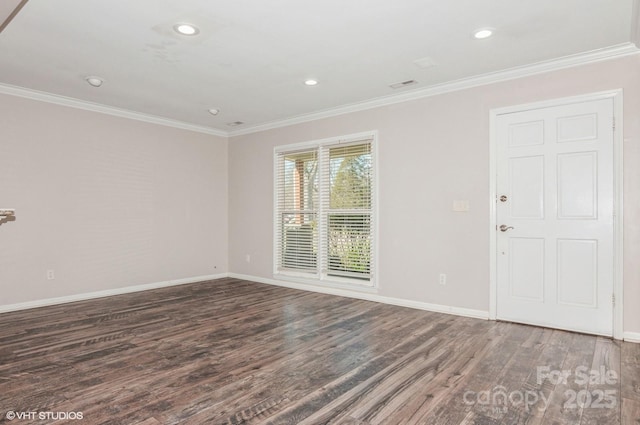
left=0, top=0, right=638, bottom=135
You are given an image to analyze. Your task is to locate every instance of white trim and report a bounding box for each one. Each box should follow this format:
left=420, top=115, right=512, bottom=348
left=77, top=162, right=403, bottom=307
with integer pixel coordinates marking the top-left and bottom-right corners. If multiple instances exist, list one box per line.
left=273, top=131, right=379, bottom=289
left=1, top=44, right=637, bottom=139
left=371, top=129, right=381, bottom=293
left=613, top=91, right=625, bottom=340
left=632, top=0, right=640, bottom=48
left=273, top=273, right=378, bottom=294
left=489, top=90, right=624, bottom=339
left=272, top=150, right=280, bottom=278
left=489, top=90, right=624, bottom=116
left=273, top=131, right=375, bottom=153
left=489, top=113, right=498, bottom=320
left=229, top=43, right=639, bottom=137
left=0, top=273, right=228, bottom=314
left=229, top=273, right=489, bottom=320
left=0, top=83, right=228, bottom=138
left=623, top=332, right=640, bottom=344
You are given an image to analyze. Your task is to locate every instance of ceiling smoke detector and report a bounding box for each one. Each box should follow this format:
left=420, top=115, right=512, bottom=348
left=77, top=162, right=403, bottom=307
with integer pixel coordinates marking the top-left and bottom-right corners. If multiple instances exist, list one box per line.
left=85, top=76, right=104, bottom=87
left=208, top=108, right=220, bottom=116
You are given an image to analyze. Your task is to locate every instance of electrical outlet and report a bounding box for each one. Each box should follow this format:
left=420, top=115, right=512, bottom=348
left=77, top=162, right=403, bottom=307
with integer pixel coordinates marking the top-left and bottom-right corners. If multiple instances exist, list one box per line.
left=246, top=254, right=251, bottom=263
left=439, top=273, right=446, bottom=285
left=47, top=270, right=55, bottom=280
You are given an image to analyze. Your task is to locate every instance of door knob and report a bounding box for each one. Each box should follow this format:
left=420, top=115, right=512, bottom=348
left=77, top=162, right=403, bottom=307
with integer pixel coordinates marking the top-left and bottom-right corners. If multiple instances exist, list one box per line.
left=499, top=224, right=514, bottom=232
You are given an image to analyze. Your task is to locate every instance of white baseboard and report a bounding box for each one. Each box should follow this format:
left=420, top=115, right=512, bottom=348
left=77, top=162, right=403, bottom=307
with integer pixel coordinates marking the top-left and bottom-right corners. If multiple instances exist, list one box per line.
left=228, top=273, right=489, bottom=320
left=0, top=273, right=229, bottom=314
left=623, top=332, right=640, bottom=343
left=5, top=271, right=634, bottom=340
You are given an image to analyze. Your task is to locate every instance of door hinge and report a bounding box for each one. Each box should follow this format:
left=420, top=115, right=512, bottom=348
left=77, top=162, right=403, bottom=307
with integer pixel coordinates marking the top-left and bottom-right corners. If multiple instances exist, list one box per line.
left=612, top=293, right=616, bottom=306
left=613, top=117, right=616, bottom=132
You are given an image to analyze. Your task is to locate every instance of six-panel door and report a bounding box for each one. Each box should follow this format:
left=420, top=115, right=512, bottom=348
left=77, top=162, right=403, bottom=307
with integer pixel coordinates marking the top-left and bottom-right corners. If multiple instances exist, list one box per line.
left=496, top=98, right=614, bottom=336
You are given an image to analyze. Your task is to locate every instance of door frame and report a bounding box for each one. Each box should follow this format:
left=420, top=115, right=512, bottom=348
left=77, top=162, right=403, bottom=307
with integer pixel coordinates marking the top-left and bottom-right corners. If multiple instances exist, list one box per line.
left=489, top=90, right=624, bottom=339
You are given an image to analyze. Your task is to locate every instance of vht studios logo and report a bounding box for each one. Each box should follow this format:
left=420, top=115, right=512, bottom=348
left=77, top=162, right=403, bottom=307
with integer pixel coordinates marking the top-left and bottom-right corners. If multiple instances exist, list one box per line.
left=5, top=411, right=84, bottom=421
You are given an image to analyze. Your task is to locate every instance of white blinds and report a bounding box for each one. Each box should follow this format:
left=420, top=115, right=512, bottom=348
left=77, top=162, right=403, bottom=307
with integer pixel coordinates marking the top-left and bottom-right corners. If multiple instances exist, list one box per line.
left=322, top=143, right=372, bottom=279
left=275, top=137, right=374, bottom=284
left=275, top=149, right=318, bottom=272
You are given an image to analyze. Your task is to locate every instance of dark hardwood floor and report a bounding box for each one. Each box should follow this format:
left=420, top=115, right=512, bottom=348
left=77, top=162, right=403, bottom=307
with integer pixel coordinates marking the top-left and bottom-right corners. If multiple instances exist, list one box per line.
left=1, top=278, right=638, bottom=424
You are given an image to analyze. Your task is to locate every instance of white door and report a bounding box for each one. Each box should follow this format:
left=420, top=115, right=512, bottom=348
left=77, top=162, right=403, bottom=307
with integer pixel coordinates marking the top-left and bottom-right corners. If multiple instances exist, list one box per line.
left=496, top=98, right=614, bottom=336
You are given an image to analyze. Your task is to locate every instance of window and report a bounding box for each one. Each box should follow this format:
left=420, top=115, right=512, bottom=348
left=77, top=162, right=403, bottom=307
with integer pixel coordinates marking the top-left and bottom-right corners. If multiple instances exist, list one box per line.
left=274, top=133, right=376, bottom=287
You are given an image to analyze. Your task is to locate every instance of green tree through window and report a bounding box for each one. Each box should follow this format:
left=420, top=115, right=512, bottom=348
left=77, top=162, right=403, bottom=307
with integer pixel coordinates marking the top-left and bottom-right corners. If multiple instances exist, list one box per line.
left=328, top=144, right=372, bottom=278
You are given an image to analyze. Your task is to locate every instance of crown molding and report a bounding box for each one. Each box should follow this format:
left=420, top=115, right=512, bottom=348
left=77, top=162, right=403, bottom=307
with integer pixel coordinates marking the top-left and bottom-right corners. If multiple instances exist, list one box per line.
left=0, top=83, right=228, bottom=138
left=1, top=42, right=637, bottom=140
left=229, top=42, right=640, bottom=137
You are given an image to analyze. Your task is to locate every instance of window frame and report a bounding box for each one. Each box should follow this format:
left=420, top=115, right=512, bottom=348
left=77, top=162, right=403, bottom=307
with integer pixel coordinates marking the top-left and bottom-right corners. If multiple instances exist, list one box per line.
left=273, top=131, right=378, bottom=289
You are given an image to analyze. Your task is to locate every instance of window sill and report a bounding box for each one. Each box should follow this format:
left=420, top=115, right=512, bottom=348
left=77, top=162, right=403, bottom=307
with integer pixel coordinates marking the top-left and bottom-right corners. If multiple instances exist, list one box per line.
left=273, top=272, right=378, bottom=295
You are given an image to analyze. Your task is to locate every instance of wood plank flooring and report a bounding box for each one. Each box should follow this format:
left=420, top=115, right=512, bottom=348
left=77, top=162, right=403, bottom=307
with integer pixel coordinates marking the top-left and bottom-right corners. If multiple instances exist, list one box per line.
left=0, top=278, right=638, bottom=424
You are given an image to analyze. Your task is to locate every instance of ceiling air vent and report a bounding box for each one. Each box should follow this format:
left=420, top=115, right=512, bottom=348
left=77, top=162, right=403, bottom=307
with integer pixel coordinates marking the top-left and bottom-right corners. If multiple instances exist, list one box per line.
left=226, top=121, right=244, bottom=127
left=389, top=79, right=418, bottom=89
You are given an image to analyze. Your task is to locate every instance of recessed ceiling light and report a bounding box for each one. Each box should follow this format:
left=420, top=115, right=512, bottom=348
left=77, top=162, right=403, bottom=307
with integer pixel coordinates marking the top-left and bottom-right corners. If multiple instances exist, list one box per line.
left=473, top=28, right=494, bottom=39
left=304, top=79, right=318, bottom=86
left=208, top=108, right=220, bottom=116
left=85, top=76, right=104, bottom=87
left=174, top=23, right=199, bottom=36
